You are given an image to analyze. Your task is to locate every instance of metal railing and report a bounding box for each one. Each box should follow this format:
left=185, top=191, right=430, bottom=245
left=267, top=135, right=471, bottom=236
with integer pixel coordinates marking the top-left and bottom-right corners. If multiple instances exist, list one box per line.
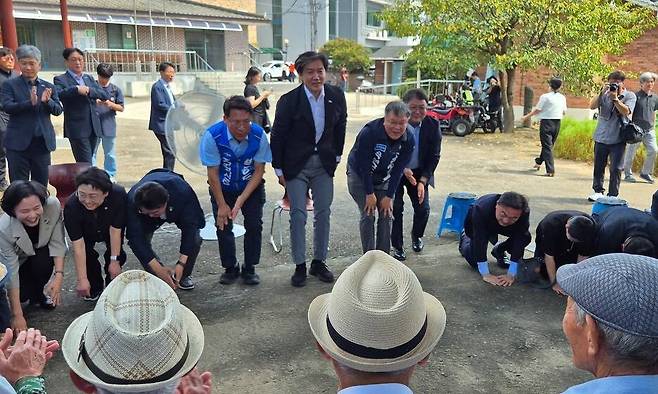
left=354, top=79, right=465, bottom=113
left=83, top=49, right=214, bottom=74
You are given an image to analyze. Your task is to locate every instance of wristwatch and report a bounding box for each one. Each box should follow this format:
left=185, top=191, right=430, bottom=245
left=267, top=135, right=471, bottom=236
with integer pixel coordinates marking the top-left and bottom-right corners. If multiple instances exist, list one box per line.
left=110, top=255, right=119, bottom=262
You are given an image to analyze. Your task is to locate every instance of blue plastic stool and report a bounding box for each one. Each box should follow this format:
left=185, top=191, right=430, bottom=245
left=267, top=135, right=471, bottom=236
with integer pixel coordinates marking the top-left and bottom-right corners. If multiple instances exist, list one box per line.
left=592, top=196, right=628, bottom=216
left=437, top=192, right=477, bottom=237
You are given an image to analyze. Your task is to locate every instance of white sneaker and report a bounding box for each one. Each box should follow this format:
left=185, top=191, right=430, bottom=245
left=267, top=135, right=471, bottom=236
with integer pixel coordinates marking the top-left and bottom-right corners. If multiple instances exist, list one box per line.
left=588, top=192, right=604, bottom=202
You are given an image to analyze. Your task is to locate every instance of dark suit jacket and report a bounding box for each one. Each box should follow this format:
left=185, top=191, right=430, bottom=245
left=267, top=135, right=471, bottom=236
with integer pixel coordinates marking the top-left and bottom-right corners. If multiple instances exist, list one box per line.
left=0, top=69, right=20, bottom=132
left=126, top=169, right=205, bottom=267
left=0, top=76, right=62, bottom=151
left=271, top=83, right=347, bottom=180
left=54, top=71, right=108, bottom=139
left=149, top=80, right=175, bottom=134
left=412, top=116, right=442, bottom=187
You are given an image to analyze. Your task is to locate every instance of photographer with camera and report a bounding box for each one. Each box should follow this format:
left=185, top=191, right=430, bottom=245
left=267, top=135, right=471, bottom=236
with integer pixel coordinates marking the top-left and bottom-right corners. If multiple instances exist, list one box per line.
left=587, top=70, right=636, bottom=202
left=621, top=72, right=658, bottom=184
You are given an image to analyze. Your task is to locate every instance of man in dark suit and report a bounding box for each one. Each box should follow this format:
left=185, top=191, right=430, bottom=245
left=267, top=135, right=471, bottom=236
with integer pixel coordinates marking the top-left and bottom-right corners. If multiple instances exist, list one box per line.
left=391, top=89, right=442, bottom=260
left=126, top=169, right=205, bottom=290
left=149, top=62, right=177, bottom=170
left=54, top=47, right=109, bottom=164
left=0, top=47, right=19, bottom=191
left=271, top=51, right=347, bottom=287
left=0, top=45, right=62, bottom=185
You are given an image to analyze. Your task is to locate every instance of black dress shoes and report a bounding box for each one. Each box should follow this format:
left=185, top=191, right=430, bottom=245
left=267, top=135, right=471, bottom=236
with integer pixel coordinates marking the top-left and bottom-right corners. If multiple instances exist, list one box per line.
left=412, top=238, right=424, bottom=253
left=392, top=247, right=407, bottom=261
left=291, top=263, right=308, bottom=287
left=309, top=260, right=334, bottom=283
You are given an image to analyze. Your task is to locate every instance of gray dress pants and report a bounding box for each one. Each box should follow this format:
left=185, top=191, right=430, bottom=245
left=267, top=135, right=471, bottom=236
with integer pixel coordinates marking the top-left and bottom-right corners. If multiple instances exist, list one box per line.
left=287, top=154, right=334, bottom=265
left=347, top=173, right=392, bottom=254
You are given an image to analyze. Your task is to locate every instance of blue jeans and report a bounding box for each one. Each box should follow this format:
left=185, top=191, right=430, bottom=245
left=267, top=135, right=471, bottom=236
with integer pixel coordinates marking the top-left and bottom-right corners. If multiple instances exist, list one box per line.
left=92, top=136, right=117, bottom=177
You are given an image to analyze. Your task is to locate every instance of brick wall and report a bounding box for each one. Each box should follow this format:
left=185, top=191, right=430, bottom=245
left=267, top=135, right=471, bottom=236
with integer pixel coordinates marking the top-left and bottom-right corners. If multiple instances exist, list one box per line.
left=224, top=28, right=249, bottom=71
left=514, top=27, right=658, bottom=109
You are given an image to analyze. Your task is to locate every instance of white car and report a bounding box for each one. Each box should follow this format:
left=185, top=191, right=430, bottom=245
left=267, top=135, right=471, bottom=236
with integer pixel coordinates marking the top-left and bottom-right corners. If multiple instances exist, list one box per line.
left=259, top=61, right=292, bottom=81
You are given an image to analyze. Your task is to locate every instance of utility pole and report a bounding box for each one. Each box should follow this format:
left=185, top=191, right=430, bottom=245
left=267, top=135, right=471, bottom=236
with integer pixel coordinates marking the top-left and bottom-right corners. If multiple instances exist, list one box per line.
left=309, top=0, right=318, bottom=51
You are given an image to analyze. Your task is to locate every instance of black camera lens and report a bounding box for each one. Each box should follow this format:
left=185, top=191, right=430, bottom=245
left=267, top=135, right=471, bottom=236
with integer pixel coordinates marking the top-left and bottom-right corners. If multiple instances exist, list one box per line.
left=609, top=83, right=618, bottom=92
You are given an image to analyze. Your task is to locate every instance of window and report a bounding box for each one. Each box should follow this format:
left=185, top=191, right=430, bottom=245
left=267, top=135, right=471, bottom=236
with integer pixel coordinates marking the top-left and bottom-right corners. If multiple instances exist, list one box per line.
left=366, top=6, right=382, bottom=27
left=106, top=24, right=136, bottom=49
left=329, top=0, right=337, bottom=39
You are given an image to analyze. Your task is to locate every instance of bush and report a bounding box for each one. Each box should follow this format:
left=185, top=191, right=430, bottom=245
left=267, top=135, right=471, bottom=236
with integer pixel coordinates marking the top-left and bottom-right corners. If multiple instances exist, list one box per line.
left=554, top=118, right=658, bottom=175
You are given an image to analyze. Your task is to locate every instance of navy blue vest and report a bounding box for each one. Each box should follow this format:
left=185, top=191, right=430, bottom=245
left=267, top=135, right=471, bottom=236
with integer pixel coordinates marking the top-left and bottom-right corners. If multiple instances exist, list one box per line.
left=209, top=121, right=263, bottom=192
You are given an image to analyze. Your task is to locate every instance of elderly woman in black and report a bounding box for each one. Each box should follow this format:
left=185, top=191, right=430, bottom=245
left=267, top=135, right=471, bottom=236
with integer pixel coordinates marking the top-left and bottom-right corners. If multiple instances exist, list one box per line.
left=243, top=66, right=272, bottom=132
left=0, top=181, right=66, bottom=331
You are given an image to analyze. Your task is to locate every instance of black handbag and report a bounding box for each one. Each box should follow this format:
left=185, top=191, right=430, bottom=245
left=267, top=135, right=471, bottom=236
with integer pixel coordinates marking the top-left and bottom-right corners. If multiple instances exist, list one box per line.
left=620, top=118, right=645, bottom=144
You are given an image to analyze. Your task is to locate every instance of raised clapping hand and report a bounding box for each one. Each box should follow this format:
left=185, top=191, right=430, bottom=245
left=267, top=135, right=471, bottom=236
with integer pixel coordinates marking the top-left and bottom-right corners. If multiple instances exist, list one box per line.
left=175, top=368, right=212, bottom=394
left=30, top=87, right=38, bottom=106
left=0, top=328, right=60, bottom=385
left=40, top=88, right=52, bottom=103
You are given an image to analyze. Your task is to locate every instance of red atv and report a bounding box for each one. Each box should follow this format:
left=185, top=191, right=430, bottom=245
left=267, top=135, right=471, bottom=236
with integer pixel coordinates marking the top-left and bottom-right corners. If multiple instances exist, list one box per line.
left=426, top=105, right=473, bottom=137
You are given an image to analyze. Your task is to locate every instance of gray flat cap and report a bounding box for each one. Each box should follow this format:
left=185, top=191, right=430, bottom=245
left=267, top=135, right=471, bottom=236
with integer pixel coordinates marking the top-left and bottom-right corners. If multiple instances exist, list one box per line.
left=557, top=253, right=658, bottom=338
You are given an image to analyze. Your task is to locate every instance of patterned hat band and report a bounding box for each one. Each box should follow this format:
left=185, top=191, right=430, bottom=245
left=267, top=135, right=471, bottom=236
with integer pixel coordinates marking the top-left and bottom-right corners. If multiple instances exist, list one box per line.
left=78, top=332, right=191, bottom=385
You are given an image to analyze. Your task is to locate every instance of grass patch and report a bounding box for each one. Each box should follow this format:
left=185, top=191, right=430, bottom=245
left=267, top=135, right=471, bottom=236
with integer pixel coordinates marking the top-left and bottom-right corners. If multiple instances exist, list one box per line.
left=554, top=118, right=658, bottom=175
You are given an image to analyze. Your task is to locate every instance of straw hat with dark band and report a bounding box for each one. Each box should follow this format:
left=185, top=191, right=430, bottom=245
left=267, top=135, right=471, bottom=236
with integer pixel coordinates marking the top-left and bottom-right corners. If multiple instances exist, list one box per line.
left=308, top=250, right=446, bottom=373
left=62, top=270, right=204, bottom=393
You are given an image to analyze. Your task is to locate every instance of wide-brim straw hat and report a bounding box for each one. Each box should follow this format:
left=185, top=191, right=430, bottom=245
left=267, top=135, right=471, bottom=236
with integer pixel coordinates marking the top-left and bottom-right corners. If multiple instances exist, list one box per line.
left=62, top=270, right=204, bottom=392
left=308, top=250, right=446, bottom=373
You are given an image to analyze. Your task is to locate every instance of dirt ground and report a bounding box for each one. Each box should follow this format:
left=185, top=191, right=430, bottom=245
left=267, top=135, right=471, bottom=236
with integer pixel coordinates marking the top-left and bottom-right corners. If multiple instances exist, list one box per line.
left=27, top=95, right=657, bottom=393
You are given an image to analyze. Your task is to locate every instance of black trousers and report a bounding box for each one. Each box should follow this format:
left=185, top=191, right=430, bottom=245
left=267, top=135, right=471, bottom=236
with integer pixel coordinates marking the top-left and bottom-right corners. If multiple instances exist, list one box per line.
left=391, top=174, right=430, bottom=250
left=0, top=288, right=10, bottom=331
left=143, top=231, right=200, bottom=278
left=18, top=246, right=54, bottom=304
left=6, top=149, right=50, bottom=186
left=0, top=128, right=7, bottom=184
left=154, top=132, right=176, bottom=171
left=459, top=231, right=531, bottom=268
left=210, top=183, right=265, bottom=268
left=69, top=135, right=99, bottom=164
left=84, top=237, right=127, bottom=297
left=535, top=119, right=561, bottom=174
left=593, top=141, right=625, bottom=197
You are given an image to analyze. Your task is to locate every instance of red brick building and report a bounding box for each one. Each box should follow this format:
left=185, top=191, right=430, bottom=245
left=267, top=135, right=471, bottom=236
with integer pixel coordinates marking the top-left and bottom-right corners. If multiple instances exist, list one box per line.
left=513, top=26, right=658, bottom=111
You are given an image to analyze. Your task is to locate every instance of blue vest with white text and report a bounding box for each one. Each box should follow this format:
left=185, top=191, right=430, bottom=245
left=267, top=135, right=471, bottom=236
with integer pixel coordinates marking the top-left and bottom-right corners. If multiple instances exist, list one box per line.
left=209, top=121, right=263, bottom=192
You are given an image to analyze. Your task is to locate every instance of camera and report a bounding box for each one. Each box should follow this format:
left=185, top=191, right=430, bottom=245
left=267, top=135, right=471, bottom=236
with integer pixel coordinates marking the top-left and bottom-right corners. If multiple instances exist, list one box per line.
left=609, top=83, right=619, bottom=92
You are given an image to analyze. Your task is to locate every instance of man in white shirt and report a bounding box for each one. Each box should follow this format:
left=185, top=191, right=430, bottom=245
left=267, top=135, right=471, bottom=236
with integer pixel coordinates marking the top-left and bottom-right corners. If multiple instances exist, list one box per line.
left=308, top=250, right=446, bottom=393
left=521, top=77, right=567, bottom=177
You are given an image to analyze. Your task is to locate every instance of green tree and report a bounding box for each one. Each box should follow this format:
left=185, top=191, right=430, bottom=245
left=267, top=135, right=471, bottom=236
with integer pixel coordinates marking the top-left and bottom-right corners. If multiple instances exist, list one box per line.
left=320, top=38, right=373, bottom=73
left=383, top=0, right=656, bottom=132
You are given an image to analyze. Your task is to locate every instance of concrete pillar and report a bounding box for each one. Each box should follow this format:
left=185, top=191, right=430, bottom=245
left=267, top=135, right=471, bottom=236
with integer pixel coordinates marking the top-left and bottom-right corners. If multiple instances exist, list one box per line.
left=0, top=0, right=18, bottom=51
left=60, top=0, right=73, bottom=48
